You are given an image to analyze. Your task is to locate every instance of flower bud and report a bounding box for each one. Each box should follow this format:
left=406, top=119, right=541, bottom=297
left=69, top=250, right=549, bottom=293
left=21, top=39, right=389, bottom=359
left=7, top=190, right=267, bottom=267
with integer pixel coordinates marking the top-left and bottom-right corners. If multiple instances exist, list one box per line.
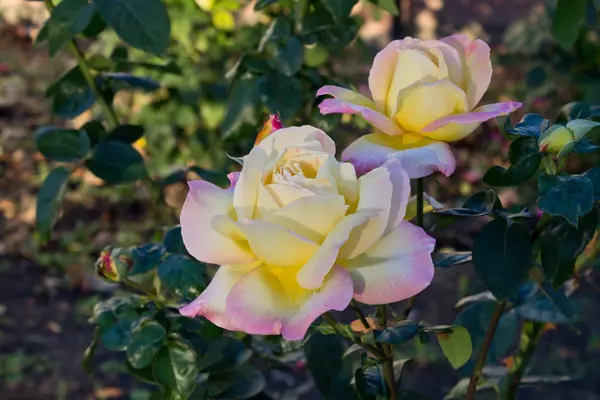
left=538, top=125, right=575, bottom=156
left=254, top=114, right=284, bottom=146
left=95, top=246, right=132, bottom=283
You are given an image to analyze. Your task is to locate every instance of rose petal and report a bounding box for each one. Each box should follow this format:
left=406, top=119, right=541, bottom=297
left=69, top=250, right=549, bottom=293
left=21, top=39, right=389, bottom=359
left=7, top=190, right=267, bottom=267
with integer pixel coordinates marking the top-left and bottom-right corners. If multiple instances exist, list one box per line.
left=341, top=133, right=456, bottom=178
left=380, top=159, right=410, bottom=235
left=256, top=125, right=336, bottom=157
left=236, top=219, right=319, bottom=269
left=226, top=265, right=353, bottom=340
left=442, top=34, right=493, bottom=109
left=344, top=221, right=435, bottom=304
left=226, top=172, right=240, bottom=191
left=181, top=180, right=255, bottom=265
left=319, top=98, right=403, bottom=136
left=234, top=147, right=269, bottom=219
left=420, top=101, right=523, bottom=141
left=179, top=264, right=254, bottom=330
left=316, top=85, right=376, bottom=108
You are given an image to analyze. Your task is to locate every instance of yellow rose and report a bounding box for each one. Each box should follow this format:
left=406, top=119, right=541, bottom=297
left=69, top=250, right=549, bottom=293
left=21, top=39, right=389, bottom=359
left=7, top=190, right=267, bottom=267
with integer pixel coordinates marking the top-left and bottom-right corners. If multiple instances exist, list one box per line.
left=317, top=35, right=522, bottom=178
left=179, top=126, right=435, bottom=340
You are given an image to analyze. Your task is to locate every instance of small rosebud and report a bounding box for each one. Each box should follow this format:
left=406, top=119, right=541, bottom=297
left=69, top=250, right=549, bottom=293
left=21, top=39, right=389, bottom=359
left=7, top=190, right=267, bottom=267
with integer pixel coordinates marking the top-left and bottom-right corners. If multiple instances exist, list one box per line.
left=538, top=125, right=575, bottom=156
left=95, top=246, right=132, bottom=283
left=254, top=114, right=284, bottom=146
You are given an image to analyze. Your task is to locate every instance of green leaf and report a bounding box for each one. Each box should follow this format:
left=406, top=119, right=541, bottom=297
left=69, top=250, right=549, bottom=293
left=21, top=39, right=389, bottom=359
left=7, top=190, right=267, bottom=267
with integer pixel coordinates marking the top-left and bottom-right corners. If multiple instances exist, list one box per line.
left=472, top=219, right=532, bottom=300
left=254, top=0, right=279, bottom=10
left=130, top=243, right=166, bottom=275
left=515, top=292, right=571, bottom=324
left=46, top=66, right=95, bottom=119
left=220, top=75, right=260, bottom=139
left=552, top=0, right=587, bottom=49
left=82, top=12, right=108, bottom=37
left=321, top=0, right=357, bottom=23
left=86, top=141, right=148, bottom=184
left=504, top=113, right=549, bottom=138
left=197, top=337, right=251, bottom=373
left=454, top=303, right=518, bottom=372
left=36, top=166, right=71, bottom=243
left=82, top=120, right=107, bottom=146
left=436, top=326, right=472, bottom=369
left=163, top=226, right=186, bottom=254
left=100, top=312, right=138, bottom=351
left=538, top=173, right=595, bottom=226
left=436, top=190, right=501, bottom=217
left=35, top=127, right=90, bottom=162
left=92, top=0, right=171, bottom=56
left=158, top=254, right=205, bottom=299
left=127, top=321, right=166, bottom=369
left=541, top=207, right=598, bottom=286
left=257, top=74, right=303, bottom=120
left=105, top=124, right=144, bottom=143
left=153, top=339, right=197, bottom=398
left=207, top=365, right=266, bottom=399
left=47, top=0, right=95, bottom=56
left=583, top=167, right=600, bottom=199
left=271, top=36, right=303, bottom=77
left=373, top=320, right=421, bottom=345
left=305, top=333, right=356, bottom=399
left=369, top=0, right=399, bottom=15
left=434, top=252, right=472, bottom=268
left=83, top=327, right=100, bottom=374
left=483, top=137, right=542, bottom=187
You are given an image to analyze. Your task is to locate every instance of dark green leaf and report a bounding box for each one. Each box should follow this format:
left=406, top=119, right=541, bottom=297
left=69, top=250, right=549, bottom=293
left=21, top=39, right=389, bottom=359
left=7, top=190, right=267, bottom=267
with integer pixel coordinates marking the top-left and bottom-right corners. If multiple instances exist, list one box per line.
left=504, top=113, right=549, bottom=138
left=127, top=321, right=166, bottom=369
left=254, top=0, right=280, bottom=11
left=436, top=190, right=501, bottom=217
left=126, top=360, right=157, bottom=384
left=82, top=12, right=108, bottom=37
left=158, top=254, right=205, bottom=299
left=207, top=365, right=266, bottom=399
left=538, top=173, right=595, bottom=226
left=220, top=75, right=260, bottom=139
left=130, top=243, right=166, bottom=275
left=35, top=127, right=90, bottom=162
left=573, top=137, right=600, bottom=154
left=583, top=167, right=600, bottom=199
left=163, top=226, right=186, bottom=254
left=100, top=312, right=138, bottom=351
left=321, top=0, right=357, bottom=23
left=515, top=292, right=571, bottom=324
left=197, top=337, right=251, bottom=373
left=436, top=326, right=472, bottom=369
left=369, top=0, right=399, bottom=15
left=257, top=74, right=303, bottom=120
left=46, top=66, right=95, bottom=119
left=188, top=166, right=230, bottom=188
left=102, top=73, right=161, bottom=92
left=153, top=339, right=197, bottom=397
left=47, top=0, right=95, bottom=56
left=86, top=141, right=147, bottom=184
left=552, top=0, right=587, bottom=49
left=560, top=101, right=592, bottom=121
left=81, top=120, right=107, bottom=146
left=272, top=37, right=303, bottom=77
left=525, top=65, right=547, bottom=88
left=538, top=275, right=575, bottom=318
left=434, top=252, right=472, bottom=268
left=373, top=320, right=420, bottom=345
left=355, top=367, right=376, bottom=400
left=483, top=137, right=542, bottom=187
left=36, top=166, right=71, bottom=243
left=472, top=219, right=532, bottom=300
left=92, top=0, right=171, bottom=56
left=541, top=207, right=598, bottom=286
left=105, top=124, right=144, bottom=143
left=305, top=333, right=356, bottom=399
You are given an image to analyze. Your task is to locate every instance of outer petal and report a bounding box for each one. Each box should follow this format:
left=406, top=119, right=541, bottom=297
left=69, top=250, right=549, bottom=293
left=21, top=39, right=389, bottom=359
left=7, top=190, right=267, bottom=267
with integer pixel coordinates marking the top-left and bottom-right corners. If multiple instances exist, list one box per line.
left=420, top=101, right=523, bottom=142
left=338, top=167, right=394, bottom=260
left=316, top=85, right=376, bottom=108
left=234, top=147, right=269, bottom=219
left=179, top=264, right=254, bottom=330
left=226, top=265, right=353, bottom=340
left=380, top=159, right=410, bottom=234
left=368, top=37, right=422, bottom=110
left=344, top=221, right=435, bottom=304
left=236, top=219, right=318, bottom=268
left=225, top=172, right=240, bottom=192
left=318, top=98, right=403, bottom=136
left=256, top=125, right=336, bottom=157
left=442, top=34, right=492, bottom=109
left=181, top=180, right=255, bottom=265
left=341, top=133, right=456, bottom=178
left=297, top=211, right=376, bottom=290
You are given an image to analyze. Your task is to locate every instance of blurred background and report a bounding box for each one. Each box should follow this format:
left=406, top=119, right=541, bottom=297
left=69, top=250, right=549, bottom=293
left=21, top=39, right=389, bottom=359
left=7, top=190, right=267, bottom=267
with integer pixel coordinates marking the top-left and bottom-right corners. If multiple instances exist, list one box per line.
left=1, top=0, right=600, bottom=399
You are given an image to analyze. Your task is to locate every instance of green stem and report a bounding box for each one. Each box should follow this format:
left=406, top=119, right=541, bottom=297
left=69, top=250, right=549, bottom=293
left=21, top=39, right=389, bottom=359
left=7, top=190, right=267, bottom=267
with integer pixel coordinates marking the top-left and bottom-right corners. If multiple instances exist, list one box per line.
left=44, top=0, right=119, bottom=130
left=323, top=313, right=385, bottom=359
left=122, top=278, right=163, bottom=308
left=466, top=301, right=507, bottom=400
left=382, top=355, right=396, bottom=400
left=500, top=321, right=544, bottom=400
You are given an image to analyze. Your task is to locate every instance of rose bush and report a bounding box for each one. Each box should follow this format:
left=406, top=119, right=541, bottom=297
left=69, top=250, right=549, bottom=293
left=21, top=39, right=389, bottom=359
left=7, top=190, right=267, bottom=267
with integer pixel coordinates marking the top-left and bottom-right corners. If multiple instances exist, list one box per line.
left=317, top=35, right=523, bottom=178
left=179, top=125, right=435, bottom=340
